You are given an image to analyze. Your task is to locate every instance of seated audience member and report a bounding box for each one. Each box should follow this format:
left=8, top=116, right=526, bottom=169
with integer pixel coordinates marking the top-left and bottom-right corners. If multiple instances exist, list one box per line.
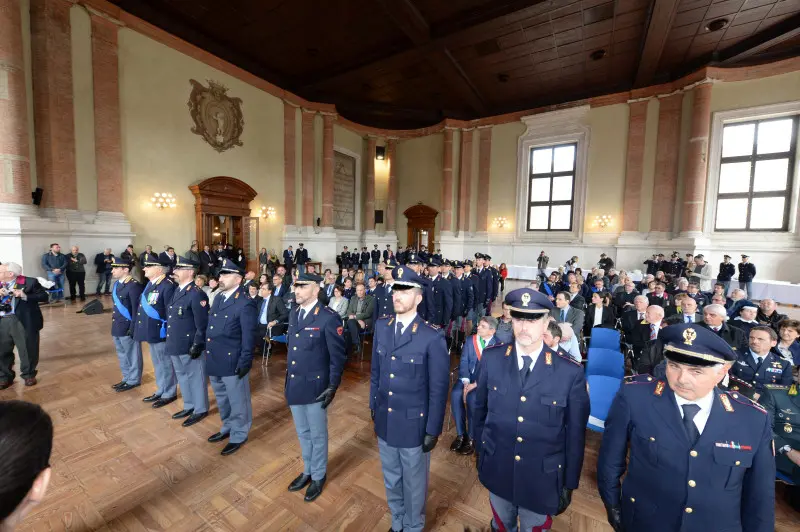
left=685, top=282, right=708, bottom=307
left=539, top=271, right=560, bottom=301
left=757, top=298, right=787, bottom=332
left=668, top=277, right=688, bottom=296
left=254, top=283, right=289, bottom=350
left=528, top=280, right=541, bottom=291
left=342, top=277, right=354, bottom=299
left=247, top=284, right=259, bottom=300
left=583, top=291, right=615, bottom=337
left=700, top=303, right=747, bottom=353
left=628, top=305, right=665, bottom=361
left=647, top=282, right=671, bottom=307
left=710, top=282, right=727, bottom=302
left=494, top=303, right=513, bottom=344
left=710, top=293, right=727, bottom=306
left=606, top=268, right=619, bottom=288
left=0, top=400, right=53, bottom=530
left=636, top=273, right=654, bottom=293
left=550, top=291, right=584, bottom=335
left=621, top=295, right=649, bottom=336
left=730, top=305, right=759, bottom=337
left=327, top=285, right=349, bottom=319
left=664, top=292, right=686, bottom=318
left=567, top=281, right=586, bottom=310
left=590, top=277, right=606, bottom=294
left=272, top=274, right=288, bottom=301
left=543, top=319, right=568, bottom=356
left=635, top=314, right=683, bottom=375
left=366, top=276, right=378, bottom=295
left=775, top=319, right=800, bottom=367
left=449, top=316, right=498, bottom=456
left=759, top=384, right=800, bottom=511
left=726, top=288, right=753, bottom=317
left=673, top=295, right=701, bottom=324
left=613, top=280, right=638, bottom=313
left=318, top=270, right=337, bottom=306
left=557, top=322, right=581, bottom=364
left=344, top=282, right=375, bottom=355
left=730, top=326, right=792, bottom=392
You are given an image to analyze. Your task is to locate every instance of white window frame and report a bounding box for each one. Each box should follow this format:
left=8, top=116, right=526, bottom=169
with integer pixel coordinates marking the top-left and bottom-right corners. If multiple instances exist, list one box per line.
left=703, top=101, right=800, bottom=237
left=515, top=106, right=590, bottom=242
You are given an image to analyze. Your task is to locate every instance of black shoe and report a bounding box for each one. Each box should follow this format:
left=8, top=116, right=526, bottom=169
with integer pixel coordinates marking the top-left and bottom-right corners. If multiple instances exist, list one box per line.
left=143, top=394, right=161, bottom=403
left=80, top=296, right=86, bottom=302
left=208, top=432, right=230, bottom=443
left=304, top=476, right=326, bottom=502
left=287, top=473, right=311, bottom=492
left=104, top=292, right=111, bottom=295
left=450, top=435, right=466, bottom=452
left=182, top=412, right=207, bottom=427
left=116, top=383, right=140, bottom=392
left=111, top=381, right=126, bottom=390
left=172, top=408, right=194, bottom=420
left=458, top=438, right=474, bottom=456
left=0, top=381, right=12, bottom=390
left=96, top=292, right=102, bottom=296
left=221, top=440, right=246, bottom=456
left=152, top=396, right=177, bottom=408
left=69, top=296, right=76, bottom=301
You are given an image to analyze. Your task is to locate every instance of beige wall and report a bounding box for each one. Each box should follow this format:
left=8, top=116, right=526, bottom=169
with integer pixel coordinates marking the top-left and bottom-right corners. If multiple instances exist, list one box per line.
left=584, top=104, right=629, bottom=233
left=396, top=133, right=443, bottom=245
left=70, top=5, right=97, bottom=212
left=487, top=122, right=525, bottom=233
left=118, top=29, right=284, bottom=253
left=710, top=71, right=800, bottom=113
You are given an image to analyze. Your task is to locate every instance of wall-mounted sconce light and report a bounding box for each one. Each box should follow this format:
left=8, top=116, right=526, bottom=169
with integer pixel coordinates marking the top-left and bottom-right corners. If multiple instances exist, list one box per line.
left=261, top=206, right=276, bottom=219
left=375, top=146, right=386, bottom=160
left=493, top=216, right=509, bottom=229
left=593, top=214, right=612, bottom=228
left=212, top=225, right=221, bottom=238
left=151, top=192, right=176, bottom=209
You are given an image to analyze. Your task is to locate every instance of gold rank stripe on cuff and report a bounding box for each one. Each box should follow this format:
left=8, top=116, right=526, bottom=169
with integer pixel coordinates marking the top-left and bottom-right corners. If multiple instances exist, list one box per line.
left=663, top=344, right=727, bottom=364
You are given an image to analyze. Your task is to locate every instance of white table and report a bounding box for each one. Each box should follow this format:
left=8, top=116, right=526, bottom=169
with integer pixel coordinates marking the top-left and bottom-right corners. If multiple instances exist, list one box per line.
left=507, top=266, right=642, bottom=282
left=728, top=280, right=800, bottom=306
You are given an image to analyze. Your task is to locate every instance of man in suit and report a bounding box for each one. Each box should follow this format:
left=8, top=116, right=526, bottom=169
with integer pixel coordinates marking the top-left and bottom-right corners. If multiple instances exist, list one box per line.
left=760, top=383, right=800, bottom=510
left=0, top=263, right=48, bottom=388
left=94, top=248, right=114, bottom=295
left=717, top=254, right=735, bottom=294
left=621, top=295, right=649, bottom=337
left=166, top=256, right=210, bottom=428
left=647, top=282, right=671, bottom=307
left=472, top=288, right=589, bottom=530
left=370, top=265, right=449, bottom=532
left=200, top=245, right=216, bottom=277
left=295, top=243, right=308, bottom=275
left=108, top=257, right=143, bottom=393
left=139, top=245, right=158, bottom=269
left=737, top=254, right=756, bottom=299
left=272, top=273, right=289, bottom=304
left=285, top=272, right=347, bottom=502
left=629, top=304, right=665, bottom=361
left=598, top=323, right=775, bottom=532
left=205, top=259, right=257, bottom=456
left=700, top=304, right=747, bottom=354
left=254, top=282, right=289, bottom=352
left=756, top=298, right=787, bottom=332
left=318, top=270, right=337, bottom=306
left=283, top=246, right=295, bottom=275
left=730, top=326, right=792, bottom=393
left=345, top=282, right=375, bottom=355
left=540, top=271, right=560, bottom=301
left=672, top=295, right=702, bottom=324
left=551, top=291, right=584, bottom=335
left=567, top=281, right=586, bottom=310
left=370, top=245, right=381, bottom=276
left=158, top=246, right=178, bottom=273
left=449, top=316, right=498, bottom=455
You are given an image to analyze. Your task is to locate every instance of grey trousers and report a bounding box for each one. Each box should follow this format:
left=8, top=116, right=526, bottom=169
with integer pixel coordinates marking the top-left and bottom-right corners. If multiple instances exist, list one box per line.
left=290, top=402, right=328, bottom=481
left=147, top=341, right=177, bottom=398
left=209, top=374, right=252, bottom=443
left=171, top=353, right=209, bottom=414
left=489, top=491, right=552, bottom=532
left=0, top=315, right=30, bottom=382
left=378, top=437, right=430, bottom=532
left=113, top=335, right=142, bottom=385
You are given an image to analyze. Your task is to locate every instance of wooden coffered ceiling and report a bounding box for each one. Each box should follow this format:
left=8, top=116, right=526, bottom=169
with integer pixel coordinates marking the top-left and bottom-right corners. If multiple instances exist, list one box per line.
left=109, top=0, right=800, bottom=129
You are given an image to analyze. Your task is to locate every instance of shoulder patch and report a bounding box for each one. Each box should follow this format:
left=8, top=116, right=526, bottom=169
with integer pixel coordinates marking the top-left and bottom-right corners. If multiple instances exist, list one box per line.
left=554, top=350, right=582, bottom=366
left=726, top=391, right=767, bottom=414
left=654, top=381, right=665, bottom=396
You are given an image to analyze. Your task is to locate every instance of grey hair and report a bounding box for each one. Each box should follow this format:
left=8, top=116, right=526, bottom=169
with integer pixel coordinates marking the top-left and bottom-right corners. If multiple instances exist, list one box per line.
left=4, top=262, right=22, bottom=275
left=634, top=295, right=649, bottom=304
left=480, top=316, right=498, bottom=330
left=703, top=304, right=728, bottom=320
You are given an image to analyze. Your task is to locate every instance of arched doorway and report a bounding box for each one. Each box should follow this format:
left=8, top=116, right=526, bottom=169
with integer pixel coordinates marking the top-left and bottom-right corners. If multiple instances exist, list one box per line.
left=404, top=203, right=437, bottom=251
left=189, top=176, right=259, bottom=271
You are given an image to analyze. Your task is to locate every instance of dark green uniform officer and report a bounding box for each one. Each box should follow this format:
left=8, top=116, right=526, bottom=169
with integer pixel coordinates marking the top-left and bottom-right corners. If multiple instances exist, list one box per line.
left=760, top=383, right=800, bottom=511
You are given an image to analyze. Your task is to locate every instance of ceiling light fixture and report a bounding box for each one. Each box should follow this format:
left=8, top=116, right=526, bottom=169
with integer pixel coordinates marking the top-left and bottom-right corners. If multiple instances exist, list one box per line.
left=590, top=49, right=607, bottom=61
left=705, top=18, right=729, bottom=32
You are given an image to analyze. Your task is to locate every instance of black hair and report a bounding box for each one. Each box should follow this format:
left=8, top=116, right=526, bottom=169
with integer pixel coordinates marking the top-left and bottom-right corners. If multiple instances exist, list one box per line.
left=0, top=401, right=53, bottom=520
left=547, top=321, right=562, bottom=340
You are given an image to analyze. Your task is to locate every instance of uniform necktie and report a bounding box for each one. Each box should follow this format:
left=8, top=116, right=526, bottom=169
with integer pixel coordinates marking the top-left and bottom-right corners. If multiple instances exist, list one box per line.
left=299, top=309, right=306, bottom=324
left=520, top=355, right=532, bottom=383
left=681, top=404, right=701, bottom=445
left=754, top=354, right=764, bottom=370
left=650, top=323, right=658, bottom=340
left=395, top=322, right=404, bottom=344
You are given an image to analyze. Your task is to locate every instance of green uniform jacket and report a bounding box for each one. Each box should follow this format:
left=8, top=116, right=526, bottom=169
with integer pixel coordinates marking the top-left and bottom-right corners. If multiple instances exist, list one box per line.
left=759, top=383, right=800, bottom=482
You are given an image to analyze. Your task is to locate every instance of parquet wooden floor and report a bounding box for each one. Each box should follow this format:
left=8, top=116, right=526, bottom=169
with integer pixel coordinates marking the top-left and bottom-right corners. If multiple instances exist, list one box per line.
left=3, top=296, right=798, bottom=531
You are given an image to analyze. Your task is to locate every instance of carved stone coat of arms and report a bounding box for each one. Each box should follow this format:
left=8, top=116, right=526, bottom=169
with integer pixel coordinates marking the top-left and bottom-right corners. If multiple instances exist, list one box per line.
left=187, top=79, right=244, bottom=152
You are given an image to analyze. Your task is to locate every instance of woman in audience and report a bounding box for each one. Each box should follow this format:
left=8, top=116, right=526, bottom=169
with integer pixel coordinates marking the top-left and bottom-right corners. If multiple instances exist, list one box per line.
left=342, top=277, right=354, bottom=299
left=258, top=273, right=269, bottom=287
left=195, top=275, right=208, bottom=291
left=574, top=272, right=590, bottom=299
left=354, top=270, right=365, bottom=285
left=574, top=267, right=584, bottom=279
left=0, top=401, right=53, bottom=531
left=328, top=285, right=348, bottom=319
left=583, top=291, right=616, bottom=337
left=499, top=263, right=507, bottom=293
left=266, top=250, right=280, bottom=277
left=495, top=303, right=513, bottom=344
left=206, top=277, right=221, bottom=307
left=776, top=319, right=800, bottom=367
left=641, top=279, right=657, bottom=297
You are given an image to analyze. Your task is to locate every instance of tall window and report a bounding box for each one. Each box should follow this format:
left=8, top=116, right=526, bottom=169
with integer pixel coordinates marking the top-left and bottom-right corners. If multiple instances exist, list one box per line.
left=526, top=143, right=577, bottom=231
left=715, top=115, right=798, bottom=231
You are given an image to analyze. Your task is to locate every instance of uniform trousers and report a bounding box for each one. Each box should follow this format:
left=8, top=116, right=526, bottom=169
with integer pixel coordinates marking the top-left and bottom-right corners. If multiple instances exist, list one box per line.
left=371, top=262, right=379, bottom=276
left=171, top=353, right=209, bottom=414
left=450, top=380, right=477, bottom=438
left=113, top=335, right=142, bottom=385
left=378, top=437, right=430, bottom=532
left=297, top=263, right=306, bottom=275
left=210, top=374, right=252, bottom=443
left=289, top=402, right=328, bottom=480
left=721, top=281, right=731, bottom=293
left=146, top=341, right=177, bottom=399
left=0, top=315, right=31, bottom=382
left=739, top=281, right=753, bottom=298
left=489, top=492, right=552, bottom=532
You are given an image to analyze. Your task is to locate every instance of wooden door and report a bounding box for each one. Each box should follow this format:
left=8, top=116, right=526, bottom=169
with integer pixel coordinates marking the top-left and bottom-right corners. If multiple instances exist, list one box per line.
left=242, top=216, right=259, bottom=273
left=403, top=203, right=438, bottom=250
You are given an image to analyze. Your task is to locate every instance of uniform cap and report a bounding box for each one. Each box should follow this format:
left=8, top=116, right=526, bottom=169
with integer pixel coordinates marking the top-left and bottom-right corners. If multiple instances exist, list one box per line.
left=143, top=256, right=172, bottom=268
left=484, top=255, right=492, bottom=261
left=661, top=323, right=736, bottom=366
left=218, top=258, right=245, bottom=275
left=385, top=257, right=398, bottom=269
left=406, top=252, right=422, bottom=264
left=427, top=256, right=442, bottom=267
left=295, top=272, right=323, bottom=285
left=741, top=254, right=749, bottom=258
left=453, top=261, right=464, bottom=269
left=110, top=257, right=133, bottom=269
left=504, top=288, right=553, bottom=319
left=173, top=255, right=199, bottom=270
left=723, top=254, right=731, bottom=258
left=392, top=266, right=429, bottom=289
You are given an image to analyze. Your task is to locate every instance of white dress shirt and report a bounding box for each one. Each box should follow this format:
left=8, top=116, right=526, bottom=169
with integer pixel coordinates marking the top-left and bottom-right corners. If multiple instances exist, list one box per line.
left=593, top=306, right=604, bottom=327
left=675, top=390, right=714, bottom=434
left=395, top=312, right=417, bottom=334
left=516, top=341, right=543, bottom=371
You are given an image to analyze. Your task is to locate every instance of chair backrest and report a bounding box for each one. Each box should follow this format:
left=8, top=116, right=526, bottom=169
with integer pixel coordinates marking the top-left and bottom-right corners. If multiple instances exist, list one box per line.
left=586, top=375, right=622, bottom=432
left=586, top=348, right=625, bottom=379
left=589, top=328, right=621, bottom=350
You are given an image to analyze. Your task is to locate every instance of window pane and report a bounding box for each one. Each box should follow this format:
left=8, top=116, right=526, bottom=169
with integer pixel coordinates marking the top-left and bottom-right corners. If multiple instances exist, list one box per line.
left=722, top=123, right=755, bottom=158
left=750, top=196, right=786, bottom=229
left=529, top=206, right=549, bottom=230
left=531, top=148, right=552, bottom=174
left=551, top=175, right=573, bottom=201
left=753, top=158, right=789, bottom=192
left=553, top=145, right=575, bottom=172
left=530, top=177, right=551, bottom=201
left=715, top=198, right=748, bottom=229
left=757, top=119, right=794, bottom=155
left=550, top=205, right=571, bottom=230
left=718, top=162, right=751, bottom=193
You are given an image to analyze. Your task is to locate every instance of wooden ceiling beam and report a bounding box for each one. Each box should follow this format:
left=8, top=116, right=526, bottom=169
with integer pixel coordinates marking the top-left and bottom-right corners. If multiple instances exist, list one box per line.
left=634, top=0, right=682, bottom=87
left=718, top=13, right=800, bottom=65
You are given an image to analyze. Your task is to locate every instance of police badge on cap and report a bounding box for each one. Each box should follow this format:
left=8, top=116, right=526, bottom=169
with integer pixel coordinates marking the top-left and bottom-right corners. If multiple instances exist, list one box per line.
left=504, top=288, right=553, bottom=319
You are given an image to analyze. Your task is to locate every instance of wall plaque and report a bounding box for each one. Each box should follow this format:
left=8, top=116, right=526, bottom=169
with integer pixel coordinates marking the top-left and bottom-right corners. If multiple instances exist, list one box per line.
left=333, top=151, right=356, bottom=230
left=187, top=79, right=244, bottom=152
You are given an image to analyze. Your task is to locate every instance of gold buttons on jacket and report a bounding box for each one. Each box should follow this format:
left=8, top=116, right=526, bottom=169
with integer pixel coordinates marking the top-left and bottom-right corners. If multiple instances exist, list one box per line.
left=517, top=416, right=523, bottom=422
left=520, top=396, right=526, bottom=402
left=685, top=508, right=693, bottom=514
left=517, top=437, right=523, bottom=443
left=630, top=497, right=635, bottom=503
left=514, top=455, right=520, bottom=461
left=688, top=480, right=696, bottom=487
left=388, top=408, right=392, bottom=412
left=690, top=450, right=698, bottom=457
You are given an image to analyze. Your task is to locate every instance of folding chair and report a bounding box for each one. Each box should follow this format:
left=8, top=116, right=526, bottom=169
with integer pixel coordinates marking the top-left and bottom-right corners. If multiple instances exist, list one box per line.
left=261, top=323, right=288, bottom=365
left=588, top=328, right=621, bottom=351
left=586, top=348, right=625, bottom=379
left=586, top=375, right=622, bottom=432
left=358, top=329, right=372, bottom=362
left=776, top=471, right=796, bottom=485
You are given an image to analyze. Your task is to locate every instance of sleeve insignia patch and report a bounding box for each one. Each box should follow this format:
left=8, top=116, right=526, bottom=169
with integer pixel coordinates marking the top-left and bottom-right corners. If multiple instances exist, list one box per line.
left=654, top=381, right=665, bottom=396
left=200, top=300, right=207, bottom=307
left=337, top=326, right=343, bottom=336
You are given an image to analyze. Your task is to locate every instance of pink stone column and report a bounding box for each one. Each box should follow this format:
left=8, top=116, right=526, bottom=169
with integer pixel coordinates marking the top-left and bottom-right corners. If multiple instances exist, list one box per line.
left=0, top=0, right=32, bottom=205
left=321, top=114, right=334, bottom=227
left=91, top=14, right=123, bottom=213
left=386, top=139, right=397, bottom=232
left=622, top=100, right=648, bottom=232
left=301, top=110, right=315, bottom=227
left=457, top=129, right=473, bottom=232
left=650, top=93, right=684, bottom=232
left=365, top=137, right=376, bottom=231
left=440, top=129, right=454, bottom=231
left=283, top=101, right=296, bottom=226
left=30, top=0, right=77, bottom=209
left=476, top=127, right=492, bottom=232
left=682, top=83, right=713, bottom=233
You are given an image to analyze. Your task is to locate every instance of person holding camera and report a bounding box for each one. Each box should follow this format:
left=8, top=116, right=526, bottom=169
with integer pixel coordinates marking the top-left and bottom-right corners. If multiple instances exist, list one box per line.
left=0, top=263, right=47, bottom=388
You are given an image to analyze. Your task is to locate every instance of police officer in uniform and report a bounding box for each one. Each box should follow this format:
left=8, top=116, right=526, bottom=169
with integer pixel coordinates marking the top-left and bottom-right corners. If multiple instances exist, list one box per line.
left=472, top=288, right=590, bottom=531
left=135, top=256, right=177, bottom=408
left=760, top=383, right=800, bottom=511
left=598, top=323, right=775, bottom=532
left=717, top=254, right=735, bottom=294
left=405, top=252, right=435, bottom=324
left=109, top=257, right=143, bottom=392
left=372, top=257, right=396, bottom=322
left=166, top=255, right=210, bottom=427
left=205, top=259, right=257, bottom=456
left=729, top=325, right=792, bottom=393
left=371, top=244, right=381, bottom=276
left=370, top=266, right=450, bottom=532
left=285, top=272, right=347, bottom=502
left=473, top=254, right=492, bottom=321
left=427, top=257, right=453, bottom=328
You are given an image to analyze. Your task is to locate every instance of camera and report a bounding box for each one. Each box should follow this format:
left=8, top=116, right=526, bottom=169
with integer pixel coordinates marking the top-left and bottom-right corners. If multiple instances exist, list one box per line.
left=0, top=303, right=12, bottom=313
